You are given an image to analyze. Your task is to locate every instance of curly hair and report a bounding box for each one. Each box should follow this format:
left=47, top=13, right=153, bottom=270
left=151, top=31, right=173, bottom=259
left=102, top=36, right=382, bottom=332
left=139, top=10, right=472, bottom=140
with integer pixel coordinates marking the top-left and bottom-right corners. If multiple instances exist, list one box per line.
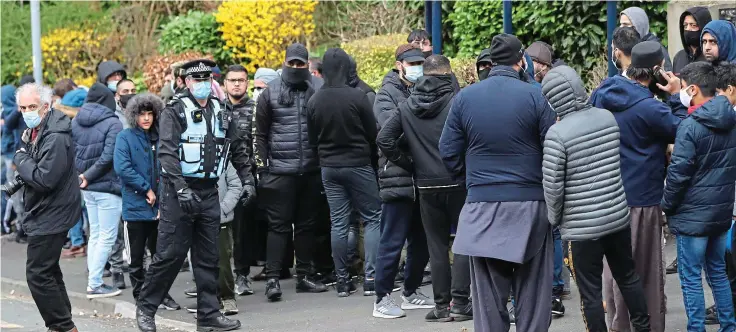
left=124, top=93, right=164, bottom=129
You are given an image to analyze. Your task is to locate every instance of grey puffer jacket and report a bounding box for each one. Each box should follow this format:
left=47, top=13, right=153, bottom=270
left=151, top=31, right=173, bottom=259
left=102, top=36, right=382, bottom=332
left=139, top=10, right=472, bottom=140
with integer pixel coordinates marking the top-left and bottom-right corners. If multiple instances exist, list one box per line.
left=541, top=66, right=630, bottom=241
left=218, top=162, right=243, bottom=224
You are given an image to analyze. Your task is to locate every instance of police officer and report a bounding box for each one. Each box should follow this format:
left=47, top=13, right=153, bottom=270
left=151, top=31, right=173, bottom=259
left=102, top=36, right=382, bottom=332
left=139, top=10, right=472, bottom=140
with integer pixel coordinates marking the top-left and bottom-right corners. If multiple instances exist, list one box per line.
left=135, top=59, right=256, bottom=332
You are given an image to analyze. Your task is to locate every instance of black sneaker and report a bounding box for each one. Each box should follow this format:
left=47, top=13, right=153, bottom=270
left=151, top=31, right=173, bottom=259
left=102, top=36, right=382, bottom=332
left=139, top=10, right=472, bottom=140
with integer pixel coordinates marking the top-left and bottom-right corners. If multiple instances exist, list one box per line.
left=103, top=269, right=112, bottom=278
left=363, top=279, right=376, bottom=296
left=159, top=295, right=181, bottom=311
left=265, top=278, right=282, bottom=301
left=450, top=302, right=473, bottom=322
left=113, top=272, right=126, bottom=290
left=197, top=314, right=241, bottom=331
left=136, top=308, right=156, bottom=332
left=296, top=276, right=328, bottom=293
left=552, top=298, right=565, bottom=317
left=425, top=305, right=453, bottom=322
left=234, top=274, right=254, bottom=296
left=666, top=259, right=678, bottom=275
left=318, top=271, right=338, bottom=287
left=706, top=305, right=719, bottom=325
left=336, top=277, right=357, bottom=297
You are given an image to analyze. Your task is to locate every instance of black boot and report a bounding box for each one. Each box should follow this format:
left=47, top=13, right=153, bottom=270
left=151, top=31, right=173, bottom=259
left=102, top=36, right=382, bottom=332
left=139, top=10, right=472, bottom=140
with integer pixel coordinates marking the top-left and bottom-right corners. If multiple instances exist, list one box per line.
left=296, top=276, right=328, bottom=293
left=197, top=314, right=241, bottom=331
left=336, top=277, right=357, bottom=297
left=450, top=302, right=473, bottom=322
left=136, top=308, right=156, bottom=332
left=113, top=272, right=126, bottom=289
left=265, top=278, right=282, bottom=302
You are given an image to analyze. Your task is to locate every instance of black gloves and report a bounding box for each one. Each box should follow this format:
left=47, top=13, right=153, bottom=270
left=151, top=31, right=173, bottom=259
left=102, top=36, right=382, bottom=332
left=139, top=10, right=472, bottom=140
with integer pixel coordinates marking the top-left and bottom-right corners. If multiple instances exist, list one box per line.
left=177, top=187, right=201, bottom=213
left=242, top=184, right=256, bottom=207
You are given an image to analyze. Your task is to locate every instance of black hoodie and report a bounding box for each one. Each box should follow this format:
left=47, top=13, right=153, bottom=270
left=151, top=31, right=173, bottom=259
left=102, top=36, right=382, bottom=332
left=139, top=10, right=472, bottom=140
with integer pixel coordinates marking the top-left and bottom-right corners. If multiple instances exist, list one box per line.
left=376, top=75, right=461, bottom=189
left=307, top=48, right=378, bottom=168
left=673, top=7, right=713, bottom=75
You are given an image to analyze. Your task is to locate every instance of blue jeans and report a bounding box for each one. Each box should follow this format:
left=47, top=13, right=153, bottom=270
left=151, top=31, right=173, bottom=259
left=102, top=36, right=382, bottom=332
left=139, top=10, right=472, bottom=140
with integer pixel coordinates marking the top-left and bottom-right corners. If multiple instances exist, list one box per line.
left=553, top=227, right=564, bottom=293
left=83, top=191, right=122, bottom=289
left=321, top=166, right=381, bottom=279
left=69, top=206, right=88, bottom=247
left=678, top=232, right=736, bottom=332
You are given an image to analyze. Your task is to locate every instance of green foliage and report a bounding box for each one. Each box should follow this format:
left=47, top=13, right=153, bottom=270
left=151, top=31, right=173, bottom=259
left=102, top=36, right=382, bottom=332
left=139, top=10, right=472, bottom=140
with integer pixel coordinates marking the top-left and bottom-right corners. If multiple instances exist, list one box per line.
left=158, top=11, right=232, bottom=65
left=0, top=1, right=111, bottom=85
left=342, top=34, right=406, bottom=90
left=446, top=0, right=669, bottom=80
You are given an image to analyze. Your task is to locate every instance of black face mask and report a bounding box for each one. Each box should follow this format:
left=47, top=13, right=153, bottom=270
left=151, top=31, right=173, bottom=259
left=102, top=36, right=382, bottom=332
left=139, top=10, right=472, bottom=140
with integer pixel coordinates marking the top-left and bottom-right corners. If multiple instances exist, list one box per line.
left=478, top=68, right=491, bottom=81
left=684, top=30, right=701, bottom=48
left=281, top=66, right=310, bottom=86
left=119, top=94, right=135, bottom=109
left=423, top=50, right=433, bottom=58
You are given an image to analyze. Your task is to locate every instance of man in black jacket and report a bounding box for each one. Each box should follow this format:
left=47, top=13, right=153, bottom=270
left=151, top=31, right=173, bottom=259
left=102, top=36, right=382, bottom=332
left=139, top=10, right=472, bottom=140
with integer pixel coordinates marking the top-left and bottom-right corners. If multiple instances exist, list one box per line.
left=12, top=83, right=81, bottom=332
left=372, top=44, right=431, bottom=311
left=307, top=47, right=382, bottom=297
left=254, top=43, right=328, bottom=301
left=377, top=55, right=471, bottom=322
left=672, top=7, right=713, bottom=75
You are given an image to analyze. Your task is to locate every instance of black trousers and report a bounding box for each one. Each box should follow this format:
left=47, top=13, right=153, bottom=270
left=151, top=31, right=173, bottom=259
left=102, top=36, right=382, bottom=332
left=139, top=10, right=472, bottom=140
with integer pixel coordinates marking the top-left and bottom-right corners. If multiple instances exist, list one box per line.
left=314, top=192, right=335, bottom=275
left=259, top=173, right=323, bottom=279
left=418, top=188, right=471, bottom=306
left=570, top=227, right=650, bottom=332
left=232, top=201, right=254, bottom=277
left=137, top=181, right=221, bottom=321
left=126, top=221, right=158, bottom=300
left=26, top=231, right=75, bottom=331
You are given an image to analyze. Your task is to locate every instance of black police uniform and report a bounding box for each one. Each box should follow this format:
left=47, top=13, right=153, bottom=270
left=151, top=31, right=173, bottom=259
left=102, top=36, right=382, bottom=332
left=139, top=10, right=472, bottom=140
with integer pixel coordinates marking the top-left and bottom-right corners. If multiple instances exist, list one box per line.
left=136, top=60, right=254, bottom=327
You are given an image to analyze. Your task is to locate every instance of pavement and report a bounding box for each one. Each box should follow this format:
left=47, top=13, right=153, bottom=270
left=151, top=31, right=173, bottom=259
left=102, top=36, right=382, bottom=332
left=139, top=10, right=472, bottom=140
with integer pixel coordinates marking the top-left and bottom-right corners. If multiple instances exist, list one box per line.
left=0, top=234, right=722, bottom=332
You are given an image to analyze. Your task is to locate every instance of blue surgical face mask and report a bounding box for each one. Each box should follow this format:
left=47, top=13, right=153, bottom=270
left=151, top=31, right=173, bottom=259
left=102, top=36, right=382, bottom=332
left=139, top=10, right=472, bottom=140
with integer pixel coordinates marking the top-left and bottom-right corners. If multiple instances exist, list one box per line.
left=23, top=109, right=42, bottom=129
left=107, top=80, right=119, bottom=92
left=192, top=81, right=212, bottom=99
left=404, top=65, right=423, bottom=83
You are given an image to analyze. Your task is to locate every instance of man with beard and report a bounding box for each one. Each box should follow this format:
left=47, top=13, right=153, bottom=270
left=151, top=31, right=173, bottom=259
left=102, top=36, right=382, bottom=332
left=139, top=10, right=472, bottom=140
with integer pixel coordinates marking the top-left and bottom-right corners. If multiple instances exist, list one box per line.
left=620, top=6, right=672, bottom=71
left=223, top=64, right=257, bottom=299
left=702, top=20, right=736, bottom=65
left=672, top=7, right=713, bottom=75
left=590, top=41, right=684, bottom=332
left=526, top=41, right=567, bottom=83
left=611, top=27, right=641, bottom=73
left=254, top=43, right=328, bottom=301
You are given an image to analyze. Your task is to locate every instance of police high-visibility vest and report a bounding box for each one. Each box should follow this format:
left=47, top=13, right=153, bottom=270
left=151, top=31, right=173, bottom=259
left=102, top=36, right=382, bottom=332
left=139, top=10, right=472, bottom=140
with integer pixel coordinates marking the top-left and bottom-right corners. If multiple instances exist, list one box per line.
left=179, top=98, right=228, bottom=178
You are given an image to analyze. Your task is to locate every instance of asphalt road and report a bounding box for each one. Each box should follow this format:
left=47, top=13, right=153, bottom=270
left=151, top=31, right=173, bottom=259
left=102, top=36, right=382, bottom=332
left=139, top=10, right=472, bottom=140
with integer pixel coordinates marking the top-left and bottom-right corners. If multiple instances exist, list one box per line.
left=0, top=235, right=723, bottom=331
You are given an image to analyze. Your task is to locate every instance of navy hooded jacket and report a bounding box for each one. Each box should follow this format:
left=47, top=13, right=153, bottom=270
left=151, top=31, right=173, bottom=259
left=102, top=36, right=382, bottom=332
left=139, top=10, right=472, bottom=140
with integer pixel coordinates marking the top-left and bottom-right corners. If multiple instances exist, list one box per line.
left=590, top=75, right=682, bottom=207
left=439, top=65, right=556, bottom=203
left=1, top=85, right=19, bottom=156
left=702, top=20, right=736, bottom=64
left=662, top=96, right=736, bottom=236
left=72, top=83, right=123, bottom=195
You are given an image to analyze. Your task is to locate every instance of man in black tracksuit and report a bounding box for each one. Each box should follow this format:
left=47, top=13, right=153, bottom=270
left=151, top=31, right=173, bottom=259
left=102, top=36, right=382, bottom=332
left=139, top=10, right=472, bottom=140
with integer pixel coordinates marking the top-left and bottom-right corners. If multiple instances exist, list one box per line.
left=254, top=43, right=328, bottom=301
left=370, top=44, right=431, bottom=317
left=377, top=55, right=472, bottom=322
left=307, top=47, right=382, bottom=296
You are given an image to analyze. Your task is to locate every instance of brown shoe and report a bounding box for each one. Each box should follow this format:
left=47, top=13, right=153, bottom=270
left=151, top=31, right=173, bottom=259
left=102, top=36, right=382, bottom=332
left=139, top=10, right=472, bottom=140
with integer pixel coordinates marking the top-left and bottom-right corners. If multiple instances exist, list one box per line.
left=61, top=246, right=86, bottom=258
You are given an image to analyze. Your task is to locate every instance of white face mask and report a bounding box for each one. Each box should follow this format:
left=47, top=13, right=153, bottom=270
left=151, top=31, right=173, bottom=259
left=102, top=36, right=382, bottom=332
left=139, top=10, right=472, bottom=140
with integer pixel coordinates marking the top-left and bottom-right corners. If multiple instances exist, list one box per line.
left=680, top=85, right=694, bottom=107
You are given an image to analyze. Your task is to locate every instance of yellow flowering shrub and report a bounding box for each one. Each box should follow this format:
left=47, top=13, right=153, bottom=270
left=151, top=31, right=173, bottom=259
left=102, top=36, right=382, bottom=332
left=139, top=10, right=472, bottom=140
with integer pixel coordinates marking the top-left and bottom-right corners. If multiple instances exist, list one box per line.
left=29, top=26, right=124, bottom=84
left=215, top=0, right=317, bottom=73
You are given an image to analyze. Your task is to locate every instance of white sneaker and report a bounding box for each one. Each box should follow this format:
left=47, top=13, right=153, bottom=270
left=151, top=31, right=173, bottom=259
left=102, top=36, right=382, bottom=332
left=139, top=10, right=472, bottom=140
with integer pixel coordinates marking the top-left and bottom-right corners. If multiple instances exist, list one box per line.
left=401, top=290, right=435, bottom=309
left=373, top=295, right=406, bottom=319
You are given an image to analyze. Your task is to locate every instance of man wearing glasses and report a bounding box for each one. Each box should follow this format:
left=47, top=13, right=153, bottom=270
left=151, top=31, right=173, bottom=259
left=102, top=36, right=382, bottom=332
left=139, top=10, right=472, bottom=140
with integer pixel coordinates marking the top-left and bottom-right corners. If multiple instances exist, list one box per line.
left=136, top=59, right=256, bottom=332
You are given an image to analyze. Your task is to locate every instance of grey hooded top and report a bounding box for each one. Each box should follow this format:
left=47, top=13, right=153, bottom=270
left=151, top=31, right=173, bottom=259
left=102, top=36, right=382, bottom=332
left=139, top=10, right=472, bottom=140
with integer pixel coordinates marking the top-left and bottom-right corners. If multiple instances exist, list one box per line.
left=621, top=7, right=672, bottom=71
left=540, top=66, right=630, bottom=241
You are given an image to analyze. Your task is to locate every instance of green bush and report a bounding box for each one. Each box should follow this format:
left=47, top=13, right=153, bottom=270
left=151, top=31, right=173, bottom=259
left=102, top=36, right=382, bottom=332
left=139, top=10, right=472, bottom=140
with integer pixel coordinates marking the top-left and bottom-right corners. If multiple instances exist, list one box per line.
left=342, top=34, right=407, bottom=90
left=0, top=1, right=112, bottom=85
left=158, top=10, right=232, bottom=65
left=447, top=0, right=668, bottom=80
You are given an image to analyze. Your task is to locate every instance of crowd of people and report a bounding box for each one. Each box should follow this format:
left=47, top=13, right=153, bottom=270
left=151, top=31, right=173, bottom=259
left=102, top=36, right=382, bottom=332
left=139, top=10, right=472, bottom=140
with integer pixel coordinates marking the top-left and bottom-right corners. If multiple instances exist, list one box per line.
left=1, top=5, right=736, bottom=332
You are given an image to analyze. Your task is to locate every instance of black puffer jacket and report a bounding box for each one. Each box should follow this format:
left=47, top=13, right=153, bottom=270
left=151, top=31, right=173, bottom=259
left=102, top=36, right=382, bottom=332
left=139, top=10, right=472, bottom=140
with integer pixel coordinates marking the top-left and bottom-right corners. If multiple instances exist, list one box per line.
left=254, top=75, right=323, bottom=175
left=14, top=108, right=81, bottom=236
left=374, top=70, right=414, bottom=202
left=377, top=75, right=461, bottom=190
